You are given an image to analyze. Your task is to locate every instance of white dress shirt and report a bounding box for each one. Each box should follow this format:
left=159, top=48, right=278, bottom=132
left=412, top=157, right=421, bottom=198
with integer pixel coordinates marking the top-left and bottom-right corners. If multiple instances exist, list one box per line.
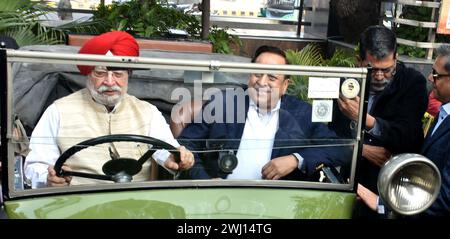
left=24, top=103, right=179, bottom=188
left=431, top=102, right=450, bottom=136
left=227, top=99, right=283, bottom=179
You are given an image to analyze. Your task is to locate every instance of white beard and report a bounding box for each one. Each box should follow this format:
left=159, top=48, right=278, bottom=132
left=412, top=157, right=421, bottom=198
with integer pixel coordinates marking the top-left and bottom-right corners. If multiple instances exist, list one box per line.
left=370, top=77, right=392, bottom=92
left=86, top=78, right=126, bottom=107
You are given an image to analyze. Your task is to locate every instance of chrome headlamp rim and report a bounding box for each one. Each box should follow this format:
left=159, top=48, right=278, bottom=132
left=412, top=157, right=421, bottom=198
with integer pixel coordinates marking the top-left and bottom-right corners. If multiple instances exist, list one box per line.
left=378, top=153, right=441, bottom=216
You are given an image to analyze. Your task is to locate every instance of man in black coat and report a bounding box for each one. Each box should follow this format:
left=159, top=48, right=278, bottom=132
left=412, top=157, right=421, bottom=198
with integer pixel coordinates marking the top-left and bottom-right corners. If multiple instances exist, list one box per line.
left=332, top=26, right=428, bottom=217
left=357, top=44, right=450, bottom=217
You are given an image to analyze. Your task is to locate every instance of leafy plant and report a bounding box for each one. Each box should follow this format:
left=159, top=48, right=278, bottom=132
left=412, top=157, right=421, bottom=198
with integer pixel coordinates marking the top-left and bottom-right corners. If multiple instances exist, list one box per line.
left=1, top=0, right=59, bottom=45
left=0, top=0, right=104, bottom=47
left=93, top=0, right=240, bottom=54
left=323, top=48, right=356, bottom=67
left=208, top=26, right=242, bottom=54
left=285, top=44, right=323, bottom=102
left=285, top=44, right=356, bottom=102
left=94, top=1, right=200, bottom=38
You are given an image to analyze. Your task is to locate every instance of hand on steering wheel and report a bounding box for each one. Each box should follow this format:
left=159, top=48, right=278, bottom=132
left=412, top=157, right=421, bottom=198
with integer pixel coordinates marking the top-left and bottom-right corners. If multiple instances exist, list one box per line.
left=54, top=134, right=180, bottom=183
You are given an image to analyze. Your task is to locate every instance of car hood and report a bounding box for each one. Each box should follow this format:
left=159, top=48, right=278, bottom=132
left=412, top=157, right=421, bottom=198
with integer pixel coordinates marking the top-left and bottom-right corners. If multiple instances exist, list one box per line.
left=4, top=187, right=355, bottom=219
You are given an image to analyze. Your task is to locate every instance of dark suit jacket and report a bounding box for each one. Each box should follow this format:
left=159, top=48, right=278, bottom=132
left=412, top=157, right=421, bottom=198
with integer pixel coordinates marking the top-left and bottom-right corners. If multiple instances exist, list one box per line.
left=178, top=92, right=350, bottom=180
left=422, top=115, right=450, bottom=216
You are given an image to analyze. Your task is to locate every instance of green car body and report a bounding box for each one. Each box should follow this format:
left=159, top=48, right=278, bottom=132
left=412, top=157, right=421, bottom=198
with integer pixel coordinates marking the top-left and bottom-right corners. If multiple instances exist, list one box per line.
left=4, top=188, right=355, bottom=219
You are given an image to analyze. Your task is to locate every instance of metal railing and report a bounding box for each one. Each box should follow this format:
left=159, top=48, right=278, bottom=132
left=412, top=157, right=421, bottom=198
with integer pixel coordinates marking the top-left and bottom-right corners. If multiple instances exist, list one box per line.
left=381, top=0, right=443, bottom=59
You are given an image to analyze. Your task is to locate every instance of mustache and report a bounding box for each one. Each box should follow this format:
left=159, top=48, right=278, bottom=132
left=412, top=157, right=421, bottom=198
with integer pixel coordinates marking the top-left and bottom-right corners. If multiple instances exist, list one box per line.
left=370, top=77, right=392, bottom=88
left=97, top=85, right=122, bottom=93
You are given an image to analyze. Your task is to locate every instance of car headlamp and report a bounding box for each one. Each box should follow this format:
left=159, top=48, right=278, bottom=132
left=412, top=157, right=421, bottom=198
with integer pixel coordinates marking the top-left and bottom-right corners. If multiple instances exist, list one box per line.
left=378, top=153, right=441, bottom=216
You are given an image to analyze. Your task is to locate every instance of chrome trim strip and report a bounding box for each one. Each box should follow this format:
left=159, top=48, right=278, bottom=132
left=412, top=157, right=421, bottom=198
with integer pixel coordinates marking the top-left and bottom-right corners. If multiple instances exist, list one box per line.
left=7, top=50, right=367, bottom=78
left=9, top=179, right=354, bottom=198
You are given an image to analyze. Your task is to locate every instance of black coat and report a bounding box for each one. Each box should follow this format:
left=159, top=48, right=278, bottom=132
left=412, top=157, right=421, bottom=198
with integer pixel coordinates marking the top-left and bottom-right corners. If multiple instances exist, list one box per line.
left=367, top=62, right=428, bottom=154
left=332, top=62, right=428, bottom=193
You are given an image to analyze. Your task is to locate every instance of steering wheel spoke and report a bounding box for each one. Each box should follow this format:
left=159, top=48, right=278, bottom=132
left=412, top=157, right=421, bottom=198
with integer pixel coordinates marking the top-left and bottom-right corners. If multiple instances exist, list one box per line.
left=62, top=171, right=113, bottom=181
left=137, top=149, right=157, bottom=166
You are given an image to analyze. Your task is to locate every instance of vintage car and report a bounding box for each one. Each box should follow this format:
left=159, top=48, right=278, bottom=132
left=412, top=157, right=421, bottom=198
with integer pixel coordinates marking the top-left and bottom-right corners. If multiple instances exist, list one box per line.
left=0, top=45, right=442, bottom=219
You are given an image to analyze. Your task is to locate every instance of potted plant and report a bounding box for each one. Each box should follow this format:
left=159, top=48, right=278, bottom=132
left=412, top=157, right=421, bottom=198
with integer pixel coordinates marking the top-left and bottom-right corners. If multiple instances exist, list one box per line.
left=93, top=0, right=241, bottom=54
left=0, top=0, right=103, bottom=47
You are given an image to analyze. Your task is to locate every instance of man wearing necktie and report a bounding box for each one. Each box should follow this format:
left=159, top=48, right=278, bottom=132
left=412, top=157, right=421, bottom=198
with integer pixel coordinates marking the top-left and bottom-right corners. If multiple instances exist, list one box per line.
left=421, top=44, right=450, bottom=216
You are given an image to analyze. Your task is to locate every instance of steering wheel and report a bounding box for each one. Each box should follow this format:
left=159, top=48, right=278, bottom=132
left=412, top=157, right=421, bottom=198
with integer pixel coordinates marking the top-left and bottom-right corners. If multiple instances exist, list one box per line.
left=54, top=134, right=179, bottom=183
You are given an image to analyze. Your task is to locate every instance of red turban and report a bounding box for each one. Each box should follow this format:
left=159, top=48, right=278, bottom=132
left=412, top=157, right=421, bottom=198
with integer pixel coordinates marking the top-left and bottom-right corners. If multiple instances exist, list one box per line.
left=77, top=31, right=139, bottom=75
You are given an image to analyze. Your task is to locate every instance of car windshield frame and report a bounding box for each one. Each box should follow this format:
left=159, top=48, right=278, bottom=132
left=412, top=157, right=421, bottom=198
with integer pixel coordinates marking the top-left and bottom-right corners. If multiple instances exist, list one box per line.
left=1, top=49, right=368, bottom=200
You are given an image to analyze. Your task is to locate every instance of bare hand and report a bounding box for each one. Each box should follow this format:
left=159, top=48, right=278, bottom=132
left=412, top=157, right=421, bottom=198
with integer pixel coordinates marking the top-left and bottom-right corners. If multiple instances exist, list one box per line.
left=261, top=155, right=298, bottom=180
left=337, top=96, right=360, bottom=121
left=357, top=183, right=378, bottom=211
left=362, top=144, right=391, bottom=167
left=164, top=146, right=194, bottom=171
left=47, top=165, right=72, bottom=187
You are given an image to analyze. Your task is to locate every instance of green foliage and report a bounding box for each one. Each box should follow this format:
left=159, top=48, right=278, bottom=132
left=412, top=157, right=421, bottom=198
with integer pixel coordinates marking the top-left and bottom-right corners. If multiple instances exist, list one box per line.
left=94, top=1, right=200, bottom=38
left=285, top=44, right=356, bottom=102
left=285, top=44, right=323, bottom=102
left=0, top=0, right=104, bottom=47
left=285, top=44, right=324, bottom=66
left=0, top=0, right=59, bottom=45
left=208, top=26, right=242, bottom=54
left=93, top=0, right=240, bottom=54
left=323, top=48, right=356, bottom=67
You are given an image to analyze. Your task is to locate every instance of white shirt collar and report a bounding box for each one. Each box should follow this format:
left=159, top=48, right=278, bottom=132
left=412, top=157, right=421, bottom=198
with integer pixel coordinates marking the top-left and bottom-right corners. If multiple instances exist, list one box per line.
left=440, top=102, right=450, bottom=118
left=249, top=98, right=281, bottom=117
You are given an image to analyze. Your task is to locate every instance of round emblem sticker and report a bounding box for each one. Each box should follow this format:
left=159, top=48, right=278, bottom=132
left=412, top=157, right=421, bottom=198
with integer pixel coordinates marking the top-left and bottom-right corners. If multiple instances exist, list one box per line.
left=315, top=102, right=330, bottom=120
left=341, top=78, right=360, bottom=99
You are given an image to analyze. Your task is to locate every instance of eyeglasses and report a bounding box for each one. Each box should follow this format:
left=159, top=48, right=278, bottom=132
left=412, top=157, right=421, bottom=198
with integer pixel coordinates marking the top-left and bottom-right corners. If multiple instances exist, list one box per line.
left=92, top=70, right=128, bottom=79
left=431, top=68, right=450, bottom=81
left=253, top=73, right=284, bottom=81
left=368, top=62, right=396, bottom=76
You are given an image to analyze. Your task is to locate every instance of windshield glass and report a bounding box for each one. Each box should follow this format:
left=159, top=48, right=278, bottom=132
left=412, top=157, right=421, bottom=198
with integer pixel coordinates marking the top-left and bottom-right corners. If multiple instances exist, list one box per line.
left=2, top=46, right=367, bottom=198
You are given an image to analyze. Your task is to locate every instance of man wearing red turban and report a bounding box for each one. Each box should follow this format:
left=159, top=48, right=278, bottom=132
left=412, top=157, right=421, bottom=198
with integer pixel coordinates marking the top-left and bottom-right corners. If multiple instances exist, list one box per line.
left=77, top=31, right=140, bottom=76
left=25, top=31, right=194, bottom=188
